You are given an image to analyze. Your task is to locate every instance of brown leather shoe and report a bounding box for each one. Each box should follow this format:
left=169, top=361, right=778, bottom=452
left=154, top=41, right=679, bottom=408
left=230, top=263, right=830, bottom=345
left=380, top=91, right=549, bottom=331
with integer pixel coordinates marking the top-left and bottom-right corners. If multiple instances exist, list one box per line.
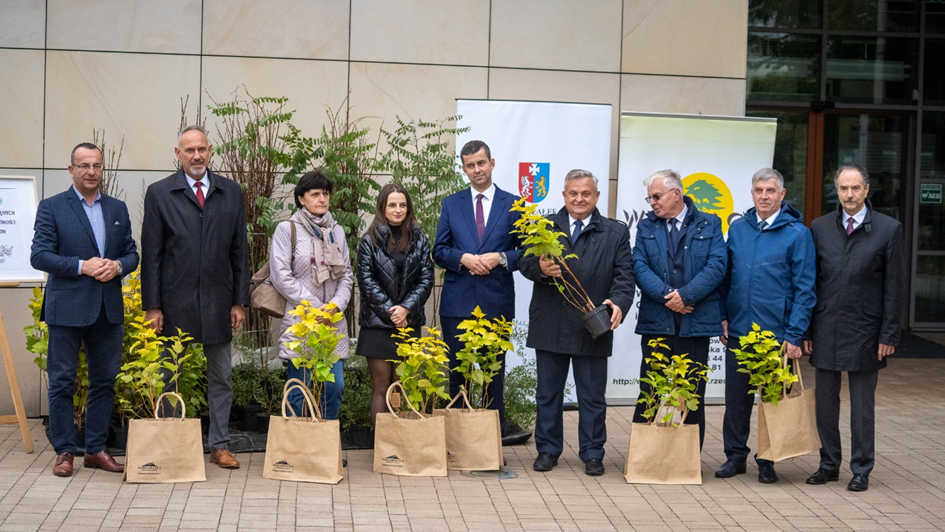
left=83, top=450, right=124, bottom=473
left=210, top=448, right=240, bottom=469
left=53, top=452, right=74, bottom=477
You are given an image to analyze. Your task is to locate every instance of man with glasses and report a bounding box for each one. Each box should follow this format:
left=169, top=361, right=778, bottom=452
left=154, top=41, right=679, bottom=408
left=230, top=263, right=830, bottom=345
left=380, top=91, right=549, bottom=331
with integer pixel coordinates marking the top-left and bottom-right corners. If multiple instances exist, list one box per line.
left=717, top=167, right=816, bottom=484
left=631, top=169, right=726, bottom=447
left=31, top=142, right=139, bottom=476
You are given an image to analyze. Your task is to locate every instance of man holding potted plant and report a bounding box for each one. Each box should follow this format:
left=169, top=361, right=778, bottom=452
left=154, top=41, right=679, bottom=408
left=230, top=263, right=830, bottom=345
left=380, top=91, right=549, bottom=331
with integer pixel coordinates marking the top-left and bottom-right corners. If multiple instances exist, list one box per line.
left=632, top=169, right=726, bottom=447
left=718, top=168, right=816, bottom=484
left=519, top=169, right=635, bottom=476
left=803, top=164, right=904, bottom=492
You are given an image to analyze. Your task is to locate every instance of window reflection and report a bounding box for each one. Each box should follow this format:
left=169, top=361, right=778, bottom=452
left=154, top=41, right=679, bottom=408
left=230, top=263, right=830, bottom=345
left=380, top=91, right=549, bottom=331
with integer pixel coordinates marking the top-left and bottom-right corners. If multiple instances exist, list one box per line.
left=748, top=33, right=820, bottom=101
left=827, top=0, right=919, bottom=32
left=749, top=0, right=823, bottom=29
left=826, top=36, right=919, bottom=104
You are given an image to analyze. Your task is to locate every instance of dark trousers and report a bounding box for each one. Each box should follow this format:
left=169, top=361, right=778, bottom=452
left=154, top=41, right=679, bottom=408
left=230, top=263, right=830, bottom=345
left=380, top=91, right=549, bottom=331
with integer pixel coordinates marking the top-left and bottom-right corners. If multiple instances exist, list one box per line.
left=633, top=335, right=709, bottom=447
left=722, top=343, right=773, bottom=466
left=46, top=305, right=123, bottom=455
left=441, top=316, right=505, bottom=425
left=535, top=349, right=608, bottom=462
left=815, top=367, right=878, bottom=476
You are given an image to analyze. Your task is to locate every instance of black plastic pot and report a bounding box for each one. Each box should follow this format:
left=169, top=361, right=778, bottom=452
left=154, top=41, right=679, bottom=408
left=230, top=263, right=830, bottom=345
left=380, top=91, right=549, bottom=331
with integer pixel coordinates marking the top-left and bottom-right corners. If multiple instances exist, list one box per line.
left=583, top=304, right=612, bottom=339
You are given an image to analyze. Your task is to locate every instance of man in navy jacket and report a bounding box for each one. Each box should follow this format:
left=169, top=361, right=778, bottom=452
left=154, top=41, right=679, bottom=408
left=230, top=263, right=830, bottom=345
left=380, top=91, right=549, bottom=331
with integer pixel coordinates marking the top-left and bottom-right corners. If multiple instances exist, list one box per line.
left=718, top=167, right=816, bottom=484
left=433, top=140, right=522, bottom=430
left=632, top=169, right=726, bottom=446
left=31, top=143, right=138, bottom=477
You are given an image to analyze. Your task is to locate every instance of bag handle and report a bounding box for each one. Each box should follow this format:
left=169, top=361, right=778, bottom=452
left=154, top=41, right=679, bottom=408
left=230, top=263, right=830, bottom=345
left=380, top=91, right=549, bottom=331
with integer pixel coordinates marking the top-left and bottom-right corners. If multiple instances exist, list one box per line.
left=779, top=342, right=806, bottom=397
left=650, top=398, right=688, bottom=427
left=281, top=377, right=322, bottom=420
left=443, top=389, right=474, bottom=411
left=385, top=381, right=424, bottom=419
left=153, top=391, right=186, bottom=419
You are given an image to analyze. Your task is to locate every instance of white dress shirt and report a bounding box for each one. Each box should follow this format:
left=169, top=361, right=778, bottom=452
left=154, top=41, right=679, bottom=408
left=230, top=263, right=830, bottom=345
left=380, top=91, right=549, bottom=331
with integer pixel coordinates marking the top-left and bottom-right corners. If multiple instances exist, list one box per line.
left=471, top=183, right=495, bottom=224
left=756, top=207, right=782, bottom=230
left=185, top=171, right=211, bottom=200
left=666, top=205, right=688, bottom=232
left=843, top=205, right=867, bottom=231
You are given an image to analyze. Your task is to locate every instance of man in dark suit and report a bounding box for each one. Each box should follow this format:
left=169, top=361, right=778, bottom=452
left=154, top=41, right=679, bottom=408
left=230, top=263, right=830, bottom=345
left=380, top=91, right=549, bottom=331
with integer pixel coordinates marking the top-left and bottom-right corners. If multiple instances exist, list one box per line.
left=519, top=169, right=635, bottom=476
left=803, top=164, right=904, bottom=492
left=632, top=169, right=726, bottom=447
left=433, top=140, right=522, bottom=431
left=141, top=126, right=249, bottom=470
left=31, top=142, right=138, bottom=477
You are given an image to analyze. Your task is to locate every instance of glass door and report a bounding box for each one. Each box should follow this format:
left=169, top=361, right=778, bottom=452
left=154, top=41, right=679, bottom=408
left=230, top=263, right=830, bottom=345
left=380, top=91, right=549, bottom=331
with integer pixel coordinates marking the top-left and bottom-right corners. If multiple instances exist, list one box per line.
left=913, top=111, right=945, bottom=327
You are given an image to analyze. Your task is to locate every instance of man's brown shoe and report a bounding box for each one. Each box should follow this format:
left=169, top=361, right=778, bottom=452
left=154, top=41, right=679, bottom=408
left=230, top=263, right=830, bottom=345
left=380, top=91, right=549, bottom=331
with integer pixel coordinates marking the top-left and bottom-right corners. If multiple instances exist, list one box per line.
left=83, top=451, right=124, bottom=473
left=210, top=448, right=240, bottom=469
left=53, top=452, right=74, bottom=477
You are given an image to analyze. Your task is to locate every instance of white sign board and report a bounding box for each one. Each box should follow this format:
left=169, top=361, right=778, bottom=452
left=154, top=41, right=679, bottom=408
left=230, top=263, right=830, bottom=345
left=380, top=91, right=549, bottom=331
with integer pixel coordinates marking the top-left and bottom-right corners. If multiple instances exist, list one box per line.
left=610, top=113, right=777, bottom=404
left=0, top=176, right=44, bottom=283
left=456, top=100, right=613, bottom=401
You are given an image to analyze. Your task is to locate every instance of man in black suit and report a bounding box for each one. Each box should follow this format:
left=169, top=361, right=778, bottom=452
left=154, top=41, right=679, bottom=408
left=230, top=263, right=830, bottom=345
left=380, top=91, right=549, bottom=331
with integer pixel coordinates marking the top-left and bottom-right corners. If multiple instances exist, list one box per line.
left=141, top=126, right=250, bottom=470
left=803, top=164, right=904, bottom=492
left=31, top=142, right=139, bottom=476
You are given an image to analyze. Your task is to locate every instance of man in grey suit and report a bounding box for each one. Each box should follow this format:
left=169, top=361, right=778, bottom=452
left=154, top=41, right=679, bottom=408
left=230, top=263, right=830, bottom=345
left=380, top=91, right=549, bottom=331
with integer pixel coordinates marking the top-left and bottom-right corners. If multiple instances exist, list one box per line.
left=803, top=164, right=904, bottom=492
left=141, top=126, right=250, bottom=470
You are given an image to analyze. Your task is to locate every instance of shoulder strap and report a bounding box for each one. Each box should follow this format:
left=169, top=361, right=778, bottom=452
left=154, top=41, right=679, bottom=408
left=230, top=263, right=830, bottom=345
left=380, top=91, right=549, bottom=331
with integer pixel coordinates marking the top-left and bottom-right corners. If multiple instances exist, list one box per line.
left=290, top=221, right=296, bottom=270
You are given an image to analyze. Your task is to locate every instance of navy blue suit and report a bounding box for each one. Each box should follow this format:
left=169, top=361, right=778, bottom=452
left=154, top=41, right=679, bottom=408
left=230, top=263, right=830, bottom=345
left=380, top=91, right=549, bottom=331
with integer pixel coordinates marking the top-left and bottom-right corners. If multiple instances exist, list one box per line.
left=433, top=185, right=522, bottom=423
left=31, top=188, right=138, bottom=455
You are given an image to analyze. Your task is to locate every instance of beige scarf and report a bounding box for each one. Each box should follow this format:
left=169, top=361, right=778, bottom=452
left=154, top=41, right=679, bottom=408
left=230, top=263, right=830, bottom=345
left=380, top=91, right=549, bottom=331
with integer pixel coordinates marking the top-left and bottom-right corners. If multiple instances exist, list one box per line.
left=294, top=209, right=347, bottom=285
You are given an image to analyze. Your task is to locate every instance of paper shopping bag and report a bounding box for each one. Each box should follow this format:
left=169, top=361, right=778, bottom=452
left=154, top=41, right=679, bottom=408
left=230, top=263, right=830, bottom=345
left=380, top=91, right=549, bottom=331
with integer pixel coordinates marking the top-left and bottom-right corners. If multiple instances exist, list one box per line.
left=263, top=378, right=343, bottom=484
left=757, top=357, right=820, bottom=462
left=625, top=408, right=701, bottom=485
left=373, top=382, right=447, bottom=476
left=433, top=390, right=502, bottom=471
left=124, top=392, right=206, bottom=483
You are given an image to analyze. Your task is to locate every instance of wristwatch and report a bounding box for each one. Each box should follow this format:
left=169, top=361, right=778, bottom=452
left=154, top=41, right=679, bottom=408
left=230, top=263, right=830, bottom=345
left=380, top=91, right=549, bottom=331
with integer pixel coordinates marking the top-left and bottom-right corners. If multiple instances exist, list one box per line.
left=498, top=252, right=508, bottom=269
left=115, top=260, right=123, bottom=275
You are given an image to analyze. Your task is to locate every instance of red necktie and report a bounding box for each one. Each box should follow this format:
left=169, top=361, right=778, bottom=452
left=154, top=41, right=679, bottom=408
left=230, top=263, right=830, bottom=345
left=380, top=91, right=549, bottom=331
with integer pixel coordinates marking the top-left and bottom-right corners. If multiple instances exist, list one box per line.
left=194, top=181, right=205, bottom=208
left=846, top=217, right=855, bottom=236
left=475, top=193, right=486, bottom=241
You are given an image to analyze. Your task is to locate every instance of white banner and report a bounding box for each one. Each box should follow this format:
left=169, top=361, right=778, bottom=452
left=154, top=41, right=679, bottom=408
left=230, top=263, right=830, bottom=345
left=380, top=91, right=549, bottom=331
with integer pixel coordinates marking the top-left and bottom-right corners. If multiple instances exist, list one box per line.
left=456, top=100, right=612, bottom=401
left=610, top=113, right=777, bottom=404
left=0, top=175, right=44, bottom=283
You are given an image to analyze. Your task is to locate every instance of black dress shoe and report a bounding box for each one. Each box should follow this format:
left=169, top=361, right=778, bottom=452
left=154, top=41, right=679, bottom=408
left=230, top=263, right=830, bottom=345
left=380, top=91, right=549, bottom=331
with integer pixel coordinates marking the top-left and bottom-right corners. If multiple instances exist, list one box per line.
left=584, top=458, right=604, bottom=476
left=758, top=462, right=778, bottom=484
left=714, top=459, right=746, bottom=478
left=848, top=473, right=869, bottom=492
left=533, top=453, right=558, bottom=472
left=806, top=468, right=839, bottom=485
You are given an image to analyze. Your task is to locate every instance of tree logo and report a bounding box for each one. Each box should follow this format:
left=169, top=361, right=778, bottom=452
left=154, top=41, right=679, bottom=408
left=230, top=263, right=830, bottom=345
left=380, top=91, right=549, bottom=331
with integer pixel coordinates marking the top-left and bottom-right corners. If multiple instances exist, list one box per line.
left=683, top=172, right=735, bottom=233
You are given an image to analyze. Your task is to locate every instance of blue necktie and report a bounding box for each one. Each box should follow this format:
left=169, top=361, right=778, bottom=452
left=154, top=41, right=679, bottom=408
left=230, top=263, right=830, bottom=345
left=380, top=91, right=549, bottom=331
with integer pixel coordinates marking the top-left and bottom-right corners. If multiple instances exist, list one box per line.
left=572, top=219, right=583, bottom=243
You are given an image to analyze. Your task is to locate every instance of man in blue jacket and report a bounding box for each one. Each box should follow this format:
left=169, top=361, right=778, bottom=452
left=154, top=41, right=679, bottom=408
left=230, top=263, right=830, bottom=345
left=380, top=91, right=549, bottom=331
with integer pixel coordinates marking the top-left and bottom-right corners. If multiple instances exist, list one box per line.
left=717, top=167, right=816, bottom=483
left=31, top=143, right=139, bottom=476
left=433, top=140, right=522, bottom=431
left=632, top=169, right=726, bottom=446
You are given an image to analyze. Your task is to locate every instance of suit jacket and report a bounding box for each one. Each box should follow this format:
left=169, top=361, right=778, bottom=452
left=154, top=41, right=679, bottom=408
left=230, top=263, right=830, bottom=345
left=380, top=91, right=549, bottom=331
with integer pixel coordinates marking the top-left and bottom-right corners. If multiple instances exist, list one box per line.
left=433, top=185, right=522, bottom=319
left=140, top=170, right=250, bottom=344
left=808, top=202, right=904, bottom=372
left=30, top=188, right=138, bottom=326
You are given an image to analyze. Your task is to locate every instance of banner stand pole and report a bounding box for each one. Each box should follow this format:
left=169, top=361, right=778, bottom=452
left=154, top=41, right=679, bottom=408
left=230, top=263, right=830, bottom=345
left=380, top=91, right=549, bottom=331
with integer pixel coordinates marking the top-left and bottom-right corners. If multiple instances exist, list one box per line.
left=0, top=302, right=35, bottom=453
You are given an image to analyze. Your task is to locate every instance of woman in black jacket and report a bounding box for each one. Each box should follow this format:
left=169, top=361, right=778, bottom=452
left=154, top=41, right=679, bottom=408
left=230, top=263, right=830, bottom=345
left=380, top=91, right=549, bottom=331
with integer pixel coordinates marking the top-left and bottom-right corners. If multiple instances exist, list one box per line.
left=356, top=183, right=434, bottom=423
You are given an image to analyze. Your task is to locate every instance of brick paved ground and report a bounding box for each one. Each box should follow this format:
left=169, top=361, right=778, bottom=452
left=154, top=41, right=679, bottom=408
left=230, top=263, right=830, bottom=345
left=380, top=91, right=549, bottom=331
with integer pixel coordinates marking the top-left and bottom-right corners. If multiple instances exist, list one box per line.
left=1, top=358, right=943, bottom=531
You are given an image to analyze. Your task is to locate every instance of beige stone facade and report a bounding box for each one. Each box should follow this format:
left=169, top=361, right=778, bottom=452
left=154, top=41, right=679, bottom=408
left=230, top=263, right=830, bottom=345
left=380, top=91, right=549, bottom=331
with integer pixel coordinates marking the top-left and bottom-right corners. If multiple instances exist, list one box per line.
left=0, top=0, right=747, bottom=415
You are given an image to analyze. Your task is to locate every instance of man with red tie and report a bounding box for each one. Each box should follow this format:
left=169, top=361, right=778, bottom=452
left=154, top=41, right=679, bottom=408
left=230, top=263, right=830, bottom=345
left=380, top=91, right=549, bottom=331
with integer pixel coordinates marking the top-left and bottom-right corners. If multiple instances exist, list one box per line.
left=140, top=126, right=250, bottom=470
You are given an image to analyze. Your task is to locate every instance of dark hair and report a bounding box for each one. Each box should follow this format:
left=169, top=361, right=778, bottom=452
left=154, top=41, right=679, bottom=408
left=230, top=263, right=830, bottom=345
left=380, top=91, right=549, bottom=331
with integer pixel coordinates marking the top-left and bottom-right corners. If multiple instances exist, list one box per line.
left=70, top=142, right=103, bottom=165
left=460, top=140, right=491, bottom=161
left=294, top=170, right=333, bottom=209
left=367, top=182, right=417, bottom=254
left=834, top=163, right=870, bottom=187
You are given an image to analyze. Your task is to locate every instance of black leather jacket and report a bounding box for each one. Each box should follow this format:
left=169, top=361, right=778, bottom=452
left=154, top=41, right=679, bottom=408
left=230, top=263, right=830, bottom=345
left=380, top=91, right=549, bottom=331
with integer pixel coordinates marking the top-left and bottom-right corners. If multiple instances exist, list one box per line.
left=357, top=224, right=434, bottom=329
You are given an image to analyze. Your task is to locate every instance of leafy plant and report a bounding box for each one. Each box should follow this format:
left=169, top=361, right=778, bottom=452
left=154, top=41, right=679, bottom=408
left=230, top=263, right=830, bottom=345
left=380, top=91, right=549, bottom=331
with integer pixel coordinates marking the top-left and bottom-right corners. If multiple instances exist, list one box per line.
left=283, top=300, right=345, bottom=413
left=732, top=323, right=799, bottom=405
left=392, top=327, right=451, bottom=414
left=231, top=362, right=286, bottom=414
left=504, top=321, right=538, bottom=430
left=374, top=116, right=468, bottom=245
left=511, top=198, right=596, bottom=313
left=339, top=356, right=373, bottom=431
left=637, top=337, right=709, bottom=426
left=453, top=305, right=513, bottom=409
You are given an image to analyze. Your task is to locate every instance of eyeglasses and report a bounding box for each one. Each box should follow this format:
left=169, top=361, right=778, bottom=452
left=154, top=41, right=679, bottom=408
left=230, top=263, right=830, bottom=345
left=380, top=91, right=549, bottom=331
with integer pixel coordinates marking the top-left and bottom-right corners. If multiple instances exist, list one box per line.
left=74, top=163, right=103, bottom=171
left=645, top=189, right=679, bottom=203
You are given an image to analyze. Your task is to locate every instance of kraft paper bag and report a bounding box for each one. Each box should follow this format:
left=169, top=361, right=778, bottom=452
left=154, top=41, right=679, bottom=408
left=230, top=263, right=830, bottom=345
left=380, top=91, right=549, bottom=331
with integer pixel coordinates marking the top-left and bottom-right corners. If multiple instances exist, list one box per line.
left=757, top=357, right=820, bottom=462
left=373, top=381, right=447, bottom=477
left=125, top=392, right=206, bottom=483
left=625, top=408, right=701, bottom=485
left=433, top=390, right=502, bottom=471
left=263, top=378, right=343, bottom=484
